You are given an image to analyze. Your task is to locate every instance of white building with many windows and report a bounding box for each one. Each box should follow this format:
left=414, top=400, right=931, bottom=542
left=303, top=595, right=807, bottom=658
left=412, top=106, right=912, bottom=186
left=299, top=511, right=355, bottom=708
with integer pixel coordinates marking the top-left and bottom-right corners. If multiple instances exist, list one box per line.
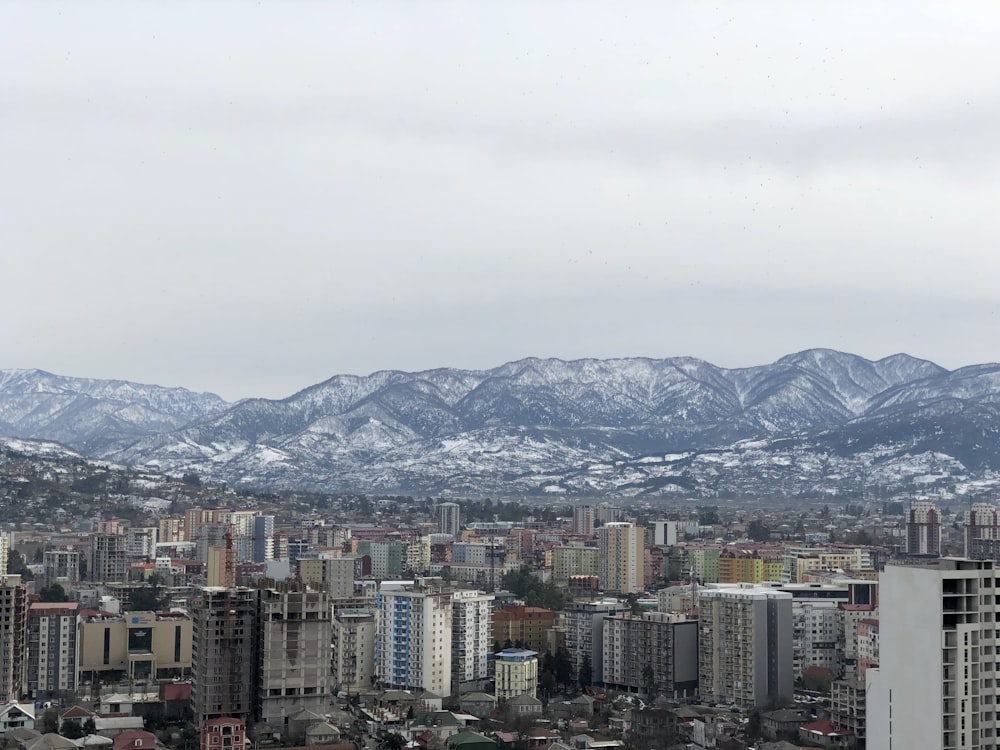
left=452, top=589, right=494, bottom=690
left=868, top=558, right=1000, bottom=750
left=375, top=578, right=454, bottom=696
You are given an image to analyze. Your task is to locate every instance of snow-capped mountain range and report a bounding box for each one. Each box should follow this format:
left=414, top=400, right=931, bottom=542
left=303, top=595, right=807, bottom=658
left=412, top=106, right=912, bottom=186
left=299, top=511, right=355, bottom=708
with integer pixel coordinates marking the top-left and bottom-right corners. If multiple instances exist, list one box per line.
left=4, top=350, right=1000, bottom=498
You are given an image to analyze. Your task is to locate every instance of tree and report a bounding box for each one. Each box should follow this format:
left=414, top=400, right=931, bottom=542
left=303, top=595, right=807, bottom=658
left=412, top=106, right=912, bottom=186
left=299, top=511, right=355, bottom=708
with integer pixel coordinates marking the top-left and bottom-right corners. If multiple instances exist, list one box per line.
left=38, top=583, right=70, bottom=602
left=746, top=519, right=770, bottom=542
left=641, top=664, right=656, bottom=698
left=381, top=733, right=406, bottom=750
left=553, top=647, right=573, bottom=688
left=181, top=472, right=201, bottom=487
left=7, top=549, right=33, bottom=581
left=39, top=710, right=59, bottom=734
left=82, top=718, right=96, bottom=736
left=746, top=710, right=762, bottom=742
left=698, top=506, right=721, bottom=526
left=579, top=653, right=593, bottom=689
left=130, top=580, right=169, bottom=612
left=500, top=567, right=569, bottom=611
left=60, top=721, right=84, bottom=740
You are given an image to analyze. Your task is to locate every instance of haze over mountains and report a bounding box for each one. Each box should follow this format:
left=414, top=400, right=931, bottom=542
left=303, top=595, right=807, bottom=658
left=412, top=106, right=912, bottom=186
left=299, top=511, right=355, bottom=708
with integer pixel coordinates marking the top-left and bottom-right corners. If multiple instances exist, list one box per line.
left=3, top=349, right=1000, bottom=498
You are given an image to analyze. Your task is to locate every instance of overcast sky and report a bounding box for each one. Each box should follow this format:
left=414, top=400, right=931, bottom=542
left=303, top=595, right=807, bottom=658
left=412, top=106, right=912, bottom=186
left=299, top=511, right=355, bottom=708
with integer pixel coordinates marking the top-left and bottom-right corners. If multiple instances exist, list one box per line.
left=4, top=2, right=1000, bottom=401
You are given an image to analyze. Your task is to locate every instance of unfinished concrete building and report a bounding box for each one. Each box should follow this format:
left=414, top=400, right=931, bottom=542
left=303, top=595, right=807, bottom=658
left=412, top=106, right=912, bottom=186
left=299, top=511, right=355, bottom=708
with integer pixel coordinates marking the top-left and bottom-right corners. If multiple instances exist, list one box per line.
left=257, top=589, right=331, bottom=731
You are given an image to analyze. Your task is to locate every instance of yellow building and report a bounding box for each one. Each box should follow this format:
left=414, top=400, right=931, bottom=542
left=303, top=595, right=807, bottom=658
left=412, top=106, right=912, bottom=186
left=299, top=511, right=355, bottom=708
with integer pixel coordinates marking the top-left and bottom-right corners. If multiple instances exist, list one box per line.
left=78, top=610, right=192, bottom=682
left=719, top=548, right=785, bottom=584
left=494, top=648, right=539, bottom=700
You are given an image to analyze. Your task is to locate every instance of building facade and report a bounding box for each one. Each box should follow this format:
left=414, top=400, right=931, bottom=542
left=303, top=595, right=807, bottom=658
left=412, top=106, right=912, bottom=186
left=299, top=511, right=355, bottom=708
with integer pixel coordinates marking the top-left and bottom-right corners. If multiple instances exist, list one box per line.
left=698, top=584, right=793, bottom=708
left=375, top=578, right=454, bottom=696
left=257, top=589, right=331, bottom=730
left=0, top=575, right=28, bottom=701
left=27, top=602, right=78, bottom=698
left=602, top=612, right=698, bottom=698
left=191, top=587, right=259, bottom=725
left=597, top=522, right=644, bottom=594
left=452, top=590, right=494, bottom=690
left=78, top=609, right=192, bottom=683
left=331, top=608, right=375, bottom=694
left=905, top=500, right=941, bottom=556
left=494, top=648, right=538, bottom=701
left=90, top=533, right=127, bottom=583
left=438, top=503, right=461, bottom=537
left=868, top=558, right=999, bottom=750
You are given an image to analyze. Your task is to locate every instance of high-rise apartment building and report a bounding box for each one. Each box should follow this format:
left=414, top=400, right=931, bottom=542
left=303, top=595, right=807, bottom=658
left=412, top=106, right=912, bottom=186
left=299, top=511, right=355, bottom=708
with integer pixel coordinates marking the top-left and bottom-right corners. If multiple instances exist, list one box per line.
left=27, top=602, right=79, bottom=698
left=451, top=590, right=494, bottom=690
left=375, top=578, right=454, bottom=696
left=43, top=550, right=81, bottom=589
left=868, top=558, right=1000, bottom=750
left=698, top=584, right=793, bottom=708
left=551, top=546, right=599, bottom=583
left=564, top=599, right=629, bottom=686
left=438, top=503, right=461, bottom=537
left=905, top=500, right=942, bottom=556
left=602, top=612, right=698, bottom=698
left=298, top=553, right=361, bottom=599
left=597, top=522, right=644, bottom=594
left=159, top=518, right=185, bottom=544
left=126, top=527, right=159, bottom=563
left=0, top=575, right=28, bottom=702
left=257, top=589, right=330, bottom=728
left=965, top=503, right=1000, bottom=561
left=252, top=515, right=275, bottom=563
left=90, top=533, right=127, bottom=583
left=331, top=608, right=376, bottom=694
left=652, top=521, right=678, bottom=547
left=573, top=505, right=595, bottom=536
left=191, top=587, right=259, bottom=725
left=492, top=606, right=556, bottom=654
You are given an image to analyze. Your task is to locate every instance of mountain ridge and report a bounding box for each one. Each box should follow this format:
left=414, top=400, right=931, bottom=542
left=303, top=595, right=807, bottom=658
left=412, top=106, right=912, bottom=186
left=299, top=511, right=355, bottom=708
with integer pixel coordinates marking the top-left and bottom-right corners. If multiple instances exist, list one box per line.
left=3, top=349, right=1000, bottom=497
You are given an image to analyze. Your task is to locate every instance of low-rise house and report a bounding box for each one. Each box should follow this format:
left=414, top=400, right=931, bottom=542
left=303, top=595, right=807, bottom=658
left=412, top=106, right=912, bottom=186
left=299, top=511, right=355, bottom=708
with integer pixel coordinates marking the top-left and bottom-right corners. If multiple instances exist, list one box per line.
left=0, top=702, right=36, bottom=733
left=457, top=693, right=496, bottom=719
left=798, top=719, right=855, bottom=749
left=760, top=708, right=812, bottom=742
left=504, top=695, right=542, bottom=717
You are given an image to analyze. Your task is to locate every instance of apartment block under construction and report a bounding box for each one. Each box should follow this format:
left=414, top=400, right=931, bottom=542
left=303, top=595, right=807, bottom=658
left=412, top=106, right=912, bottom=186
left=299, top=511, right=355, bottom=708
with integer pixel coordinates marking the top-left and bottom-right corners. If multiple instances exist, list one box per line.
left=191, top=587, right=260, bottom=726
left=257, top=589, right=331, bottom=731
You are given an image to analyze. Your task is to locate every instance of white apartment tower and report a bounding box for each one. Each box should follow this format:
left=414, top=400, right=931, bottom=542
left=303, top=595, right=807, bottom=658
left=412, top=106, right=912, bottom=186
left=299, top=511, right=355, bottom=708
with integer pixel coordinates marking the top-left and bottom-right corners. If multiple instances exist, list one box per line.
left=375, top=578, right=454, bottom=696
left=906, top=500, right=942, bottom=556
left=698, top=584, right=794, bottom=708
left=598, top=522, right=645, bottom=594
left=452, top=589, right=494, bottom=689
left=868, top=558, right=1000, bottom=750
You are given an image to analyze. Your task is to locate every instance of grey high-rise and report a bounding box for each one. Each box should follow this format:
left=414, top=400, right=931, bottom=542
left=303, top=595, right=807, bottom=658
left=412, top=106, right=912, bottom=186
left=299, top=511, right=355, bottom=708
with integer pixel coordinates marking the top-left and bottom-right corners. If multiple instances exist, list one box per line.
left=438, top=503, right=461, bottom=537
left=698, top=584, right=793, bottom=708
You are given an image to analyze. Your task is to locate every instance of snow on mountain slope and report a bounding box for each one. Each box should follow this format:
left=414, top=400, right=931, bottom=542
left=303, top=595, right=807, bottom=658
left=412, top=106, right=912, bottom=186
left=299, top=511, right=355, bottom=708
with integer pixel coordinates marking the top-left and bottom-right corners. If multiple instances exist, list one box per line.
left=0, top=369, right=229, bottom=452
left=7, top=350, right=1000, bottom=496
